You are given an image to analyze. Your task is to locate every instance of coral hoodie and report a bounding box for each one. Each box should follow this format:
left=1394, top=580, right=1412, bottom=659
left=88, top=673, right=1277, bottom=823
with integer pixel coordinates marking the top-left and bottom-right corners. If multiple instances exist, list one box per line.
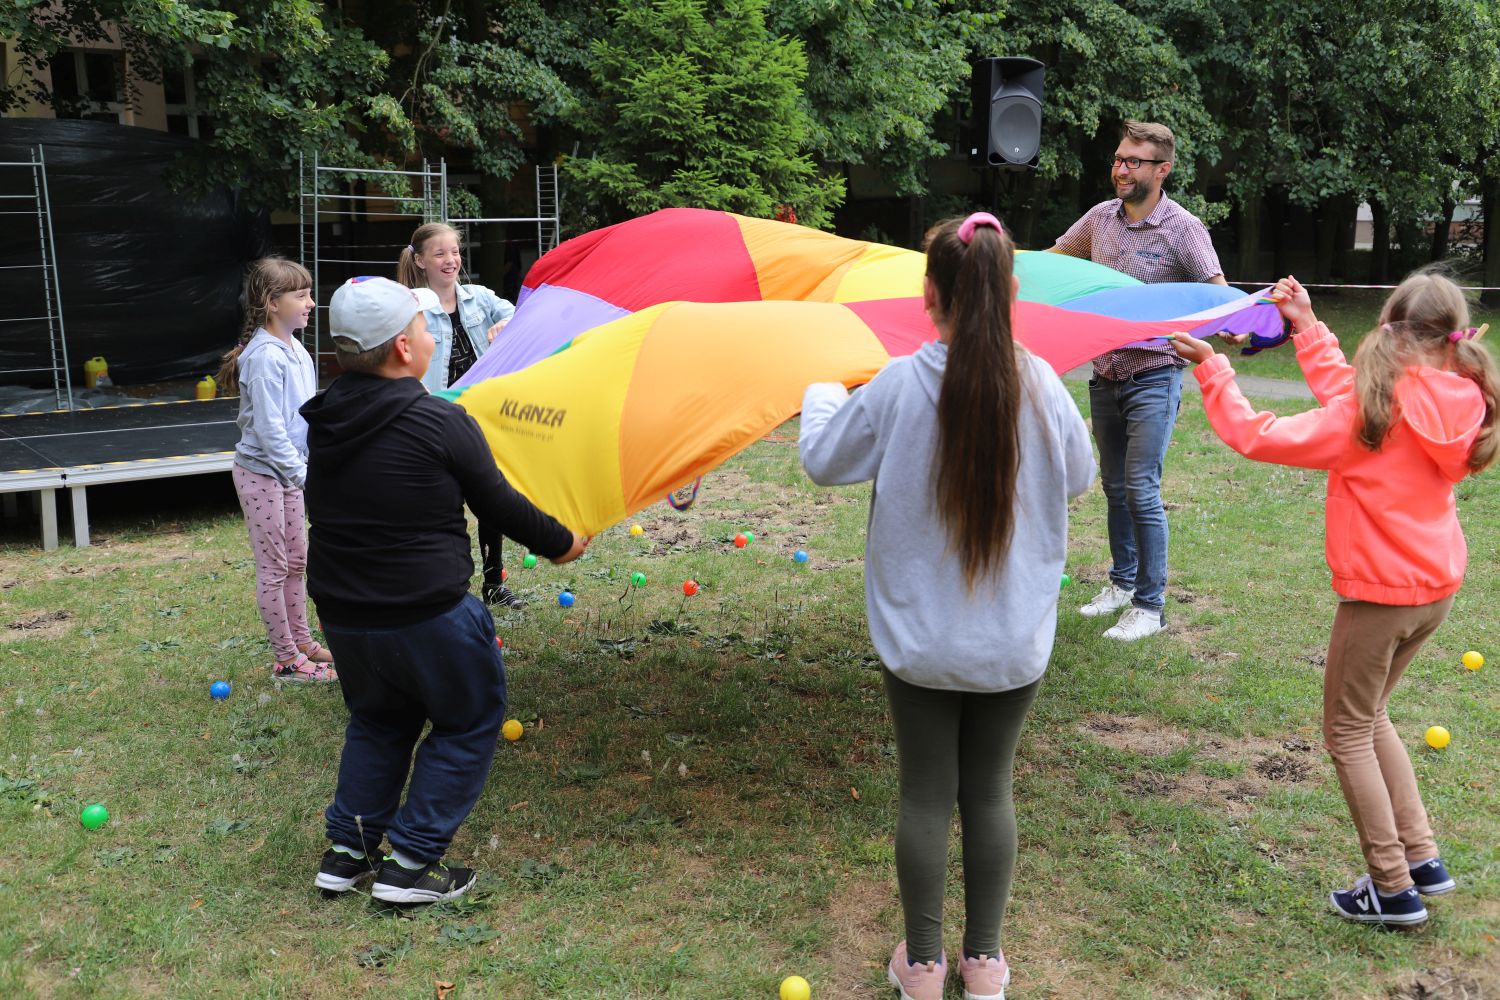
left=1194, top=323, right=1486, bottom=605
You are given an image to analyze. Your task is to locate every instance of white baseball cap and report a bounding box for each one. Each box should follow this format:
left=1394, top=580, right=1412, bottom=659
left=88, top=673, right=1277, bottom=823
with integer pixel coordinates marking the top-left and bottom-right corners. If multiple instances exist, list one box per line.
left=329, top=276, right=440, bottom=351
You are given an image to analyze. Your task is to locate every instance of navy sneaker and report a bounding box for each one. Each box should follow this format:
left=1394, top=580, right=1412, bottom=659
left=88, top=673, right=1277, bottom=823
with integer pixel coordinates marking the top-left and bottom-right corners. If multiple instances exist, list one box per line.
left=1408, top=858, right=1456, bottom=896
left=1329, top=875, right=1428, bottom=926
left=314, top=847, right=381, bottom=893
left=371, top=857, right=477, bottom=904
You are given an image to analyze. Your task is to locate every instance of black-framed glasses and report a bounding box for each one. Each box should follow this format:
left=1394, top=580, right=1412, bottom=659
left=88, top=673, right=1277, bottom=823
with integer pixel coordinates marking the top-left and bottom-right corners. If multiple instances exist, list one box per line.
left=1111, top=156, right=1168, bottom=170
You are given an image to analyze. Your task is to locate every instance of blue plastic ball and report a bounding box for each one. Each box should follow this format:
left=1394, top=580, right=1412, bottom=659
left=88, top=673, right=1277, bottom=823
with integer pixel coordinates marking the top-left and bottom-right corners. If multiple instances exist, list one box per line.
left=210, top=680, right=231, bottom=700
left=558, top=591, right=576, bottom=608
left=793, top=550, right=809, bottom=564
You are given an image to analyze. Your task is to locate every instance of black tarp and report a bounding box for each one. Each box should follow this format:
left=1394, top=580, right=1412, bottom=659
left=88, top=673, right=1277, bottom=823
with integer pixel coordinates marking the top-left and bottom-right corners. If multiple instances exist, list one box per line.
left=0, top=120, right=270, bottom=385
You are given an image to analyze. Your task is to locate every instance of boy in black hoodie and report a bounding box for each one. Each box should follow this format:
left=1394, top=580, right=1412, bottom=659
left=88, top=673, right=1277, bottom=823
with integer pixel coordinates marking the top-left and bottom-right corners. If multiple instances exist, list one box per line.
left=301, top=276, right=585, bottom=903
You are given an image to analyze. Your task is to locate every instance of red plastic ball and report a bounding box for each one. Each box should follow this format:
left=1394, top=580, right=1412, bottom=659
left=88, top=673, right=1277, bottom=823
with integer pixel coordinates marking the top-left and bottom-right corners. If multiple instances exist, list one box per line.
left=734, top=534, right=748, bottom=548
left=682, top=580, right=699, bottom=596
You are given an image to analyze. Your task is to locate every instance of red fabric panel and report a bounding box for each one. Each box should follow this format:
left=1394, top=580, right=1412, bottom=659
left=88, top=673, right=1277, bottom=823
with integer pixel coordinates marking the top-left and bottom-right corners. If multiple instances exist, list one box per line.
left=521, top=208, right=762, bottom=310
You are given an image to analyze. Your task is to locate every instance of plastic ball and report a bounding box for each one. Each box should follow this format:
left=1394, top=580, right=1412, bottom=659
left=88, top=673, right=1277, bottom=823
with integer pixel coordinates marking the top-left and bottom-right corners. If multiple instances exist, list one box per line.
left=558, top=591, right=576, bottom=608
left=631, top=571, right=647, bottom=587
left=780, top=975, right=811, bottom=1000
left=734, top=534, right=748, bottom=548
left=523, top=554, right=538, bottom=569
left=495, top=636, right=505, bottom=650
left=745, top=531, right=755, bottom=544
left=629, top=524, right=644, bottom=537
left=1060, top=573, right=1072, bottom=588
left=794, top=550, right=809, bottom=564
left=209, top=680, right=231, bottom=701
left=1462, top=650, right=1484, bottom=670
left=682, top=579, right=699, bottom=597
left=1425, top=725, right=1451, bottom=750
left=501, top=569, right=508, bottom=582
left=502, top=719, right=524, bottom=742
left=80, top=803, right=109, bottom=830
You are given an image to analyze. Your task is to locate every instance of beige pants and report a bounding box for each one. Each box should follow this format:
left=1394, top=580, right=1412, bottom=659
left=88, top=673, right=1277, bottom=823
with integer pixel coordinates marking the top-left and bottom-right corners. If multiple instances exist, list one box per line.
left=1323, top=597, right=1452, bottom=892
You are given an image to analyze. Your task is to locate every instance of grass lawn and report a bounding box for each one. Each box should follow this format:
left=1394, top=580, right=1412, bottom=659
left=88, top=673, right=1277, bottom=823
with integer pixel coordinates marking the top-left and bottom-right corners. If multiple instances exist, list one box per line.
left=1, top=385, right=1496, bottom=999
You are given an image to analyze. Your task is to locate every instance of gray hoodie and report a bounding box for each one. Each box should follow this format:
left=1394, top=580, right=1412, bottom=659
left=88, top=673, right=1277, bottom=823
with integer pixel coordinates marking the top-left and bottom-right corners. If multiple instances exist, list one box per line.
left=234, top=329, right=317, bottom=488
left=800, top=341, right=1094, bottom=693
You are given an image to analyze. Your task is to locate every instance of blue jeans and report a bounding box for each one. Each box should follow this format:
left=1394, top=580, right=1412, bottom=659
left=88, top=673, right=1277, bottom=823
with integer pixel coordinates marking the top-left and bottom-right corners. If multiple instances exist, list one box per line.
left=322, top=594, right=506, bottom=862
left=1089, top=365, right=1183, bottom=612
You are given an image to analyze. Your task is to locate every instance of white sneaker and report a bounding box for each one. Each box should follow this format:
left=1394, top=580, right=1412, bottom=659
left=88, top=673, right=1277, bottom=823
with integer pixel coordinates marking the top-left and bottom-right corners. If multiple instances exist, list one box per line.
left=1103, top=606, right=1165, bottom=641
left=1080, top=583, right=1135, bottom=618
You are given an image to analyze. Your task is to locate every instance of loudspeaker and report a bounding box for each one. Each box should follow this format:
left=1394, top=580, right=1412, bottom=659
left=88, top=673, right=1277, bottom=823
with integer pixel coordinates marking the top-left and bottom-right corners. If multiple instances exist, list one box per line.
left=969, top=57, right=1045, bottom=169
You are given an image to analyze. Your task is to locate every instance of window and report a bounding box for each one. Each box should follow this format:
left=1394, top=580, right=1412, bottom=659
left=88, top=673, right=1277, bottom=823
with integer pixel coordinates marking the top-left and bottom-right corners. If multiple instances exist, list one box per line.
left=48, top=49, right=126, bottom=123
left=163, top=58, right=212, bottom=139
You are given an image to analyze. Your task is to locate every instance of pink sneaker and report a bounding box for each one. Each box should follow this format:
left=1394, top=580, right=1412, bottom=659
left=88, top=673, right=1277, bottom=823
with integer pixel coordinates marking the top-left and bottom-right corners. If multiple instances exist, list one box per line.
left=959, top=951, right=1011, bottom=999
left=886, top=941, right=947, bottom=1000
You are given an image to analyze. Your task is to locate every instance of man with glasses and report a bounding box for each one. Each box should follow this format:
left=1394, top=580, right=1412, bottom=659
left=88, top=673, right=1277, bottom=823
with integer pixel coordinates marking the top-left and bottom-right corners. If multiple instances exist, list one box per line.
left=1050, top=121, right=1228, bottom=641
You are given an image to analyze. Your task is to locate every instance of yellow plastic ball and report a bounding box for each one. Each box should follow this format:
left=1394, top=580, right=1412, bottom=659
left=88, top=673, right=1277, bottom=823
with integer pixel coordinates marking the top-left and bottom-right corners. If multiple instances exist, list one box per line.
left=502, top=719, right=524, bottom=742
left=1462, top=650, right=1484, bottom=670
left=629, top=524, right=644, bottom=537
left=779, top=975, right=810, bottom=1000
left=1425, top=725, right=1451, bottom=750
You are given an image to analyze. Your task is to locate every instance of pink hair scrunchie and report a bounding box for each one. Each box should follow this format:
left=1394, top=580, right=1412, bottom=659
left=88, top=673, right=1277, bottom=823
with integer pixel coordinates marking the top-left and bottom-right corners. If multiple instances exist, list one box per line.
left=957, top=212, right=1003, bottom=245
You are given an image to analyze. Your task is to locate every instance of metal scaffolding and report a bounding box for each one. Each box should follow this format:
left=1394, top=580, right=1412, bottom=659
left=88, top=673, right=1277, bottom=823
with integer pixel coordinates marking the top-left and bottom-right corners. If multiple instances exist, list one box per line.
left=298, top=153, right=448, bottom=366
left=0, top=146, right=71, bottom=409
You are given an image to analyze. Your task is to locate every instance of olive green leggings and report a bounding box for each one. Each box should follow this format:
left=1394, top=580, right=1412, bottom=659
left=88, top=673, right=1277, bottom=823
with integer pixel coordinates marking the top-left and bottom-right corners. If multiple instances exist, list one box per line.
left=884, top=668, right=1040, bottom=964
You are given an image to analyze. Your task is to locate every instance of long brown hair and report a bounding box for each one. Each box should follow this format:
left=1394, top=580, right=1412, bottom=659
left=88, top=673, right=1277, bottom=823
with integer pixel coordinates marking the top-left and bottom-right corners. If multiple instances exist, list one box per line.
left=216, top=257, right=312, bottom=396
left=1355, top=270, right=1498, bottom=473
left=924, top=215, right=1025, bottom=590
left=398, top=222, right=461, bottom=289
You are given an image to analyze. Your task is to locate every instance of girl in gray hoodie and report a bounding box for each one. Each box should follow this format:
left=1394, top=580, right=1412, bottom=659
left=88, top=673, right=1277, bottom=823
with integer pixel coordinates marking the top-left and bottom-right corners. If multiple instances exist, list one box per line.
left=800, top=214, right=1094, bottom=1000
left=217, top=257, right=335, bottom=683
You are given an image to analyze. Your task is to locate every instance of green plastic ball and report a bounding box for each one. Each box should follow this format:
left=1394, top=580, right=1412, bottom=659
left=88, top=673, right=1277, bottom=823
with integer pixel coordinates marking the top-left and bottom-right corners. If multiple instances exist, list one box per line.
left=80, top=803, right=109, bottom=830
left=523, top=553, right=538, bottom=569
left=1060, top=573, right=1072, bottom=588
left=631, top=571, right=647, bottom=587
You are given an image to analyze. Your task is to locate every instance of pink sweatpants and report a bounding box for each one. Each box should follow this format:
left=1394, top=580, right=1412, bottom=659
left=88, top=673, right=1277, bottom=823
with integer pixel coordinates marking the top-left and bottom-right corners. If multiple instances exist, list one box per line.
left=232, top=464, right=313, bottom=663
left=1323, top=597, right=1452, bottom=892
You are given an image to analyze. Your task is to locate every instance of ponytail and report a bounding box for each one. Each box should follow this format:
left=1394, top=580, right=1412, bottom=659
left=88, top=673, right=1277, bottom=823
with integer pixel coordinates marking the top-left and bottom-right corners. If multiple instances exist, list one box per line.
left=1451, top=336, right=1498, bottom=473
left=923, top=214, right=1024, bottom=591
left=218, top=256, right=313, bottom=396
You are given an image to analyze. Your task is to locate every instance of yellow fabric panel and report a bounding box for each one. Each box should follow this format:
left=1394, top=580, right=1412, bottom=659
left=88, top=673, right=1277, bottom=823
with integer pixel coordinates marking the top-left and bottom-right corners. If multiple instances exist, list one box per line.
left=454, top=307, right=663, bottom=533
left=617, top=300, right=890, bottom=518
left=829, top=243, right=925, bottom=302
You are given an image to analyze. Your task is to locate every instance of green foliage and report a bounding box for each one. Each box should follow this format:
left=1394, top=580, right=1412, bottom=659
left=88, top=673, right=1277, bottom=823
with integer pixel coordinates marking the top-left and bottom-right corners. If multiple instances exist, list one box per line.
left=563, top=0, right=844, bottom=228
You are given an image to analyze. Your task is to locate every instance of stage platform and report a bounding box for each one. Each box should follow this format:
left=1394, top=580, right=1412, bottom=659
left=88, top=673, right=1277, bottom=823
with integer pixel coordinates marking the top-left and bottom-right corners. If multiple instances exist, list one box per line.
left=0, top=398, right=239, bottom=549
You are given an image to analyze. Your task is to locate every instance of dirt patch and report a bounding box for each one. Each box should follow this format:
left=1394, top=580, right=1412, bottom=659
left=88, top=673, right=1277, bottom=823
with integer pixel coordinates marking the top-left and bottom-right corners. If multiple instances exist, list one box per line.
left=4, top=609, right=74, bottom=641
left=812, top=877, right=893, bottom=999
left=1078, top=713, right=1331, bottom=816
left=1389, top=964, right=1500, bottom=999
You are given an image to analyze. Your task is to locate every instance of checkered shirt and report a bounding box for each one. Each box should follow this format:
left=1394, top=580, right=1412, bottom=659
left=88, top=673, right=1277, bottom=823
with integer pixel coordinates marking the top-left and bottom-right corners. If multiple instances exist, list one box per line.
left=1051, top=194, right=1224, bottom=380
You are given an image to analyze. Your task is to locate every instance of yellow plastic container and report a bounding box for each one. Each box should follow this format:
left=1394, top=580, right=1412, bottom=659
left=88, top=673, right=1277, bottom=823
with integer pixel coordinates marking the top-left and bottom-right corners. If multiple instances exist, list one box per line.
left=195, top=375, right=217, bottom=400
left=83, top=356, right=109, bottom=388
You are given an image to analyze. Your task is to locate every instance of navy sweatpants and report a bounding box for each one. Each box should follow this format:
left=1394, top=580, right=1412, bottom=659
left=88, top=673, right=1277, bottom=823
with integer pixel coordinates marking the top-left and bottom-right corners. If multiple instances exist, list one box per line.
left=322, top=593, right=506, bottom=862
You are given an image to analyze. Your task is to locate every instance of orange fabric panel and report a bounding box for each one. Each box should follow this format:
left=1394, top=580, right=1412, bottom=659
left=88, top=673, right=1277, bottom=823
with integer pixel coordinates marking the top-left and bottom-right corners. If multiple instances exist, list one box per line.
left=617, top=300, right=889, bottom=515
left=734, top=214, right=871, bottom=302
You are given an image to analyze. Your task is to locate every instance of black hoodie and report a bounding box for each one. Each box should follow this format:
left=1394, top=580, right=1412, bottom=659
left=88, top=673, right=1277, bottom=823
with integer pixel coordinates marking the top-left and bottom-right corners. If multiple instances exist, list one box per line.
left=300, top=373, right=573, bottom=627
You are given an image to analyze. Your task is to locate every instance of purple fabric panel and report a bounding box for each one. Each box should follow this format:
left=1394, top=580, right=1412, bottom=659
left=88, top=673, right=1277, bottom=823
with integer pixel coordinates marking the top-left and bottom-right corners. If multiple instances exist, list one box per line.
left=453, top=284, right=632, bottom=387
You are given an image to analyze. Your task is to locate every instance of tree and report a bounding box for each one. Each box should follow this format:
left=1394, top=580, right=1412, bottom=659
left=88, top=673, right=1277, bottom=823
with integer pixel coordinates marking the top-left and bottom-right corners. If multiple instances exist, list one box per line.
left=563, top=0, right=844, bottom=228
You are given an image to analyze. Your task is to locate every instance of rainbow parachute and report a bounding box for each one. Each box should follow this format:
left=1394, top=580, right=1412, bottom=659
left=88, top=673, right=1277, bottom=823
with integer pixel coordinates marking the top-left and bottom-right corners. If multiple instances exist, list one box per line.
left=442, top=209, right=1281, bottom=534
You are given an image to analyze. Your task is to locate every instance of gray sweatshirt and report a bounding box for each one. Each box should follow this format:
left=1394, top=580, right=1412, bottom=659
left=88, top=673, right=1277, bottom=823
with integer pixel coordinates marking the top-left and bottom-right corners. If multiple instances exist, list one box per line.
left=234, top=329, right=317, bottom=488
left=800, top=341, right=1095, bottom=693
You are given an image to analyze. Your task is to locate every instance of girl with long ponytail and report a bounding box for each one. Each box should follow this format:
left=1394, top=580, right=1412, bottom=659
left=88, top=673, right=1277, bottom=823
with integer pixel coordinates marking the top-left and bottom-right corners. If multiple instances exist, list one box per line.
left=800, top=214, right=1095, bottom=1000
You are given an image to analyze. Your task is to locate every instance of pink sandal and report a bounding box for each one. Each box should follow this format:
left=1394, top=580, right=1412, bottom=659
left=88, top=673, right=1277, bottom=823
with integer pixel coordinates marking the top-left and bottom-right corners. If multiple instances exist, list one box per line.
left=273, top=652, right=338, bottom=683
left=297, top=641, right=335, bottom=665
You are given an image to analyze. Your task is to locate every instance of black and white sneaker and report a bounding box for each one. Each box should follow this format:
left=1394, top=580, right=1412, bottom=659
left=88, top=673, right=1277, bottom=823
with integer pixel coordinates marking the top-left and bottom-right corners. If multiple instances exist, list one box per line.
left=371, top=858, right=477, bottom=904
left=314, top=847, right=381, bottom=893
left=484, top=585, right=527, bottom=610
left=1329, top=874, right=1428, bottom=926
left=1409, top=858, right=1457, bottom=896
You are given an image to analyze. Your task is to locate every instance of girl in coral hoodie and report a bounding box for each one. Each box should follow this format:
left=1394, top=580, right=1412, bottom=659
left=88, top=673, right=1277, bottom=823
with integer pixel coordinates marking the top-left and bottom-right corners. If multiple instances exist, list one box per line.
left=1170, top=271, right=1497, bottom=928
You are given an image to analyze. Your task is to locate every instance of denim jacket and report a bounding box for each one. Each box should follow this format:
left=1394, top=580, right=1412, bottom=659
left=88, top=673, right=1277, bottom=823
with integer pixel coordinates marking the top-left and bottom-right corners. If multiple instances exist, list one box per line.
left=419, top=283, right=516, bottom=392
